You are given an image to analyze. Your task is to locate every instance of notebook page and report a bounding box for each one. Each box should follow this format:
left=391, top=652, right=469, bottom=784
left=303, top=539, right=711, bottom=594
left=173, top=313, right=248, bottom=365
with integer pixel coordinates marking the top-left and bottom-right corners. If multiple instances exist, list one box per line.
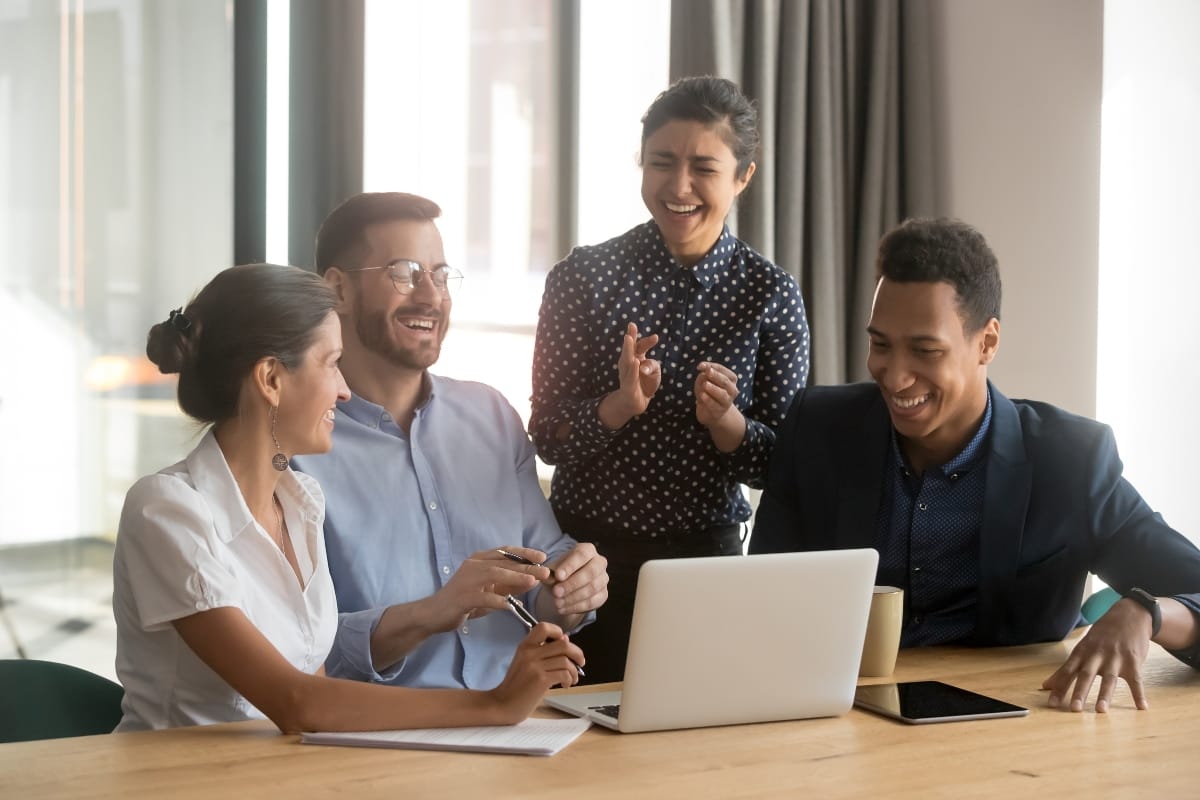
left=301, top=717, right=592, bottom=757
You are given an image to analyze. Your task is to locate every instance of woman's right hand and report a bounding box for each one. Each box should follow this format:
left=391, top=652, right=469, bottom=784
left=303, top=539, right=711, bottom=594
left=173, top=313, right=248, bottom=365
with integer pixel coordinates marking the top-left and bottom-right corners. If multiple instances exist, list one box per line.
left=598, top=322, right=661, bottom=430
left=488, top=623, right=584, bottom=724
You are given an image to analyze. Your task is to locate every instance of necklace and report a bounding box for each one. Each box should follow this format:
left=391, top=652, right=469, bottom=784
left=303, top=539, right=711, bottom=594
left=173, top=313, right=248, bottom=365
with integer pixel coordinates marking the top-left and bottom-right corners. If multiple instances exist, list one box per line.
left=271, top=494, right=286, bottom=552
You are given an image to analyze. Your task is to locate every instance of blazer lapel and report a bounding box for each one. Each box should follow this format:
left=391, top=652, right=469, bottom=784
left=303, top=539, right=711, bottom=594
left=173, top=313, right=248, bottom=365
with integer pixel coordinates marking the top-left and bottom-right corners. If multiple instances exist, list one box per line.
left=834, top=394, right=890, bottom=550
left=976, top=384, right=1033, bottom=634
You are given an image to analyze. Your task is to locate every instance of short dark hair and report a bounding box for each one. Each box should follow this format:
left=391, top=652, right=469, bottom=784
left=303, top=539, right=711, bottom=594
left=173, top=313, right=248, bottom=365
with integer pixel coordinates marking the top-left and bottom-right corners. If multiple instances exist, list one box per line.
left=146, top=263, right=338, bottom=424
left=876, top=218, right=1002, bottom=332
left=640, top=76, right=759, bottom=177
left=314, top=191, right=442, bottom=275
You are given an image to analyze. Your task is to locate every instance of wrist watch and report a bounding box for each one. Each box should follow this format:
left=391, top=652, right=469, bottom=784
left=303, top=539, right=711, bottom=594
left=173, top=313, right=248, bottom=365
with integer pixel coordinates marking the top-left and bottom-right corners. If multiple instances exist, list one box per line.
left=1125, top=587, right=1162, bottom=638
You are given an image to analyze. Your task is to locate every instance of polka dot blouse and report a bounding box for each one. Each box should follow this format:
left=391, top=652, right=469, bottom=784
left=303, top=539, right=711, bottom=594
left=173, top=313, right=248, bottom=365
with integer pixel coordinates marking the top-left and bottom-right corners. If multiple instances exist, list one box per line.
left=529, top=221, right=810, bottom=534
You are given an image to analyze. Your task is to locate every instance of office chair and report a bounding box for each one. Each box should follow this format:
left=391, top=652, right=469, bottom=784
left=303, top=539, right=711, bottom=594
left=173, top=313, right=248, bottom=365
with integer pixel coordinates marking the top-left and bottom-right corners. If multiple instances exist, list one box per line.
left=0, top=585, right=27, bottom=658
left=0, top=659, right=125, bottom=742
left=1081, top=586, right=1121, bottom=625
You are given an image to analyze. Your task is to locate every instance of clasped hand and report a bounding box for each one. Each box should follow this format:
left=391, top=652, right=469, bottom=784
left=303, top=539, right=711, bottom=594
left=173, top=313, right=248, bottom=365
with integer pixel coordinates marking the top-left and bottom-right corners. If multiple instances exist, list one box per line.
left=430, top=544, right=608, bottom=633
left=541, top=542, right=609, bottom=618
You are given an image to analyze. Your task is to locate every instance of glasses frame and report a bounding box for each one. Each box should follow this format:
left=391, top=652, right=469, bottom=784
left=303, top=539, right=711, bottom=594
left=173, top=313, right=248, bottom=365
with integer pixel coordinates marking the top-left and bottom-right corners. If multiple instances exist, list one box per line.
left=340, top=259, right=463, bottom=296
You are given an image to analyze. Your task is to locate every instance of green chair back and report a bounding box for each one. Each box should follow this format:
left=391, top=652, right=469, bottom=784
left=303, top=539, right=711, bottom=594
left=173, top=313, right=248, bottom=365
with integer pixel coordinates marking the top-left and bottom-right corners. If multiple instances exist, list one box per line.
left=1081, top=586, right=1122, bottom=625
left=0, top=659, right=125, bottom=743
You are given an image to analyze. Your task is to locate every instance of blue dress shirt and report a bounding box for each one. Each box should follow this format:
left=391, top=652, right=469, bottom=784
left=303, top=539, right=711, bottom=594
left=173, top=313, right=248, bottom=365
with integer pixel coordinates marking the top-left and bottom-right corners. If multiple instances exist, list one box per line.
left=876, top=391, right=993, bottom=646
left=293, top=375, right=589, bottom=690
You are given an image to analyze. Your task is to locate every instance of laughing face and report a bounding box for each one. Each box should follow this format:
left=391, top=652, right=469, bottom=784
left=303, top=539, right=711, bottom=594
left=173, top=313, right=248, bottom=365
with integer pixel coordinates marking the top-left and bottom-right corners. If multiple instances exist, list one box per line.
left=640, top=119, right=755, bottom=266
left=278, top=311, right=350, bottom=456
left=866, top=278, right=999, bottom=468
left=341, top=218, right=451, bottom=372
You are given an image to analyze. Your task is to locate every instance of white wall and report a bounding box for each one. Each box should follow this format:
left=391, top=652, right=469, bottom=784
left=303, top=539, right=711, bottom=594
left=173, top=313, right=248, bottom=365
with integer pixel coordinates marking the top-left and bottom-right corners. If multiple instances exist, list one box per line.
left=1096, top=0, right=1200, bottom=541
left=925, top=0, right=1200, bottom=545
left=926, top=0, right=1103, bottom=417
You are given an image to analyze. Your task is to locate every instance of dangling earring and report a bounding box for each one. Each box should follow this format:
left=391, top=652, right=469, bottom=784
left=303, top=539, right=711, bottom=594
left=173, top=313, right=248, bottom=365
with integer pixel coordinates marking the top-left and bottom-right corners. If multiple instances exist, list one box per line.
left=270, top=406, right=289, bottom=471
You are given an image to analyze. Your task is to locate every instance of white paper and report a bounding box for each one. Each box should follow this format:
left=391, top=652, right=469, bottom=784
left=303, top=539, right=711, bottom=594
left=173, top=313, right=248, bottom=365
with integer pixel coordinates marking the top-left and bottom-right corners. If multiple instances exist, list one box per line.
left=300, top=717, right=592, bottom=757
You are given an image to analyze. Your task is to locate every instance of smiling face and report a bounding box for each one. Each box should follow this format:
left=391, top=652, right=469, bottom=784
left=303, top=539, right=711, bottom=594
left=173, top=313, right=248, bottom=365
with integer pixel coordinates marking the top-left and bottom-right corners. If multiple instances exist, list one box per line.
left=339, top=218, right=451, bottom=373
left=866, top=278, right=999, bottom=469
left=278, top=311, right=350, bottom=456
left=640, top=118, right=755, bottom=266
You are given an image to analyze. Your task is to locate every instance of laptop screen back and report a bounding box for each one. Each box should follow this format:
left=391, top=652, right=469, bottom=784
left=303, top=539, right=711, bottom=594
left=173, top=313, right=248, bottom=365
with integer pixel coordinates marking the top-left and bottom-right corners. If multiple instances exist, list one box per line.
left=615, top=548, right=878, bottom=732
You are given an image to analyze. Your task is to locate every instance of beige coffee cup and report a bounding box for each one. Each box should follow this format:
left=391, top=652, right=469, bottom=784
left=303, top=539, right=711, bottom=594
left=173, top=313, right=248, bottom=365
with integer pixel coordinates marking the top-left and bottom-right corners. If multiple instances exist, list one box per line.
left=859, top=585, right=904, bottom=677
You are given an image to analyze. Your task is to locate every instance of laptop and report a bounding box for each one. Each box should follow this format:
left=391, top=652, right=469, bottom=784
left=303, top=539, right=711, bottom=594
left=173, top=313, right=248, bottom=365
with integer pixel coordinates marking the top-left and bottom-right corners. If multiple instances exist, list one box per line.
left=544, top=548, right=879, bottom=733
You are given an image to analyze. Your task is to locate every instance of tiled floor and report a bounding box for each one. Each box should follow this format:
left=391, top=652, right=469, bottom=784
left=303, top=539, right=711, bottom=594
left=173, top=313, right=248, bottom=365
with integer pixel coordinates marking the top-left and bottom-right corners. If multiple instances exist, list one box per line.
left=0, top=538, right=118, bottom=682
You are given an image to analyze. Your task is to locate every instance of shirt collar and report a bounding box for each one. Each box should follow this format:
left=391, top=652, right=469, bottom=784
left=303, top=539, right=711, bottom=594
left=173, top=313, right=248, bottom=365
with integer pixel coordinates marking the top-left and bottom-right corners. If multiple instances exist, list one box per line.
left=943, top=388, right=993, bottom=473
left=337, top=374, right=440, bottom=428
left=184, top=428, right=317, bottom=544
left=640, top=221, right=739, bottom=289
left=890, top=388, right=994, bottom=478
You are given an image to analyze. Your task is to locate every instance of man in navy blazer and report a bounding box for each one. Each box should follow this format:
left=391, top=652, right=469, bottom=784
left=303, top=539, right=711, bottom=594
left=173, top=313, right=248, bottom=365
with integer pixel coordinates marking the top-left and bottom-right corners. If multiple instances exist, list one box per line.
left=751, top=218, right=1200, bottom=712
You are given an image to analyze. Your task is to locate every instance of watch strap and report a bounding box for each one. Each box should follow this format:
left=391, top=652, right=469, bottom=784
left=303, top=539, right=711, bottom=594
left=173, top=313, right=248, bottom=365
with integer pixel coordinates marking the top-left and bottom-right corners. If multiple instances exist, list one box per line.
left=1126, top=587, right=1162, bottom=638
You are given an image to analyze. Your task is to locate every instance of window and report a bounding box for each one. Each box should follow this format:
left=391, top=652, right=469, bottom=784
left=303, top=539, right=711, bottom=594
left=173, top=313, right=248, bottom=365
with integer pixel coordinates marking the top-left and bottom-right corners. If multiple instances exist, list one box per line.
left=362, top=0, right=669, bottom=423
left=1097, top=0, right=1200, bottom=543
left=0, top=1, right=232, bottom=547
left=0, top=0, right=670, bottom=671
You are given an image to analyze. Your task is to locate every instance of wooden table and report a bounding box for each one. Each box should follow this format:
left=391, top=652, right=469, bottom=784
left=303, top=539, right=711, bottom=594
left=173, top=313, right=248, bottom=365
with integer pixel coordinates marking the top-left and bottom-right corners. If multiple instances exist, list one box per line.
left=3, top=640, right=1198, bottom=798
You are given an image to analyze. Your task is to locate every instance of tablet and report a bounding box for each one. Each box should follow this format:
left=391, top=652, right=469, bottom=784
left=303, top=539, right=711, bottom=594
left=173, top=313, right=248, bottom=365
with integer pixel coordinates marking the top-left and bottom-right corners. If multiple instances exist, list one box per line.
left=854, top=680, right=1029, bottom=724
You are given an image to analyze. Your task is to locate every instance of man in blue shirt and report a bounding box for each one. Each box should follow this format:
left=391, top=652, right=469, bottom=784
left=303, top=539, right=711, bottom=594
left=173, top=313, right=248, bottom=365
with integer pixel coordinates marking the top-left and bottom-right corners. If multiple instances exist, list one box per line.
left=293, top=192, right=608, bottom=690
left=752, top=217, right=1200, bottom=712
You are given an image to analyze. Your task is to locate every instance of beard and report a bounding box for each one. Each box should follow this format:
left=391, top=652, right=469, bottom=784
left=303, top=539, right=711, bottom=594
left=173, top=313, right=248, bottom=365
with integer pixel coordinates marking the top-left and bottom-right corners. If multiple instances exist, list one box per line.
left=353, top=297, right=447, bottom=372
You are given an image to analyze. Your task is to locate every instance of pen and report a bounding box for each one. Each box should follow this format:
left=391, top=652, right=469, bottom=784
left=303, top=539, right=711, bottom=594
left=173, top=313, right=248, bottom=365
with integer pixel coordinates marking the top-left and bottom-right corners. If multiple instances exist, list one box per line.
left=497, top=548, right=556, bottom=584
left=505, top=594, right=585, bottom=678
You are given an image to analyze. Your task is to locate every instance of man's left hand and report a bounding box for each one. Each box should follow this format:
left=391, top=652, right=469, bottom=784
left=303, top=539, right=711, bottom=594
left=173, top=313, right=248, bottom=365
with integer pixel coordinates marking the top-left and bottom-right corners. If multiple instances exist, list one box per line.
left=1042, top=598, right=1153, bottom=712
left=543, top=542, right=609, bottom=618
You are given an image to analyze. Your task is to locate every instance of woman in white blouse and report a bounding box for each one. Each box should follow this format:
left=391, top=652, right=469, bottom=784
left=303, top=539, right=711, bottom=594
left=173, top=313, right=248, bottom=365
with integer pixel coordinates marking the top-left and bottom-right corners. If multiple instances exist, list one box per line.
left=113, top=263, right=581, bottom=732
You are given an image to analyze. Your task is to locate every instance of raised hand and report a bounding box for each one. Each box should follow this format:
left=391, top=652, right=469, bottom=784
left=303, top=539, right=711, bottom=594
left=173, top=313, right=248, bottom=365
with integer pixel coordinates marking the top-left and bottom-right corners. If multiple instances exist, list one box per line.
left=694, top=361, right=747, bottom=453
left=599, top=322, right=661, bottom=430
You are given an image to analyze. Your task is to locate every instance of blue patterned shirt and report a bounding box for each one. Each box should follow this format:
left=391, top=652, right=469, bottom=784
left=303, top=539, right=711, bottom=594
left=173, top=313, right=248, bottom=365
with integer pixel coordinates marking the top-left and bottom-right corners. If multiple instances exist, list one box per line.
left=876, top=390, right=993, bottom=646
left=530, top=221, right=810, bottom=533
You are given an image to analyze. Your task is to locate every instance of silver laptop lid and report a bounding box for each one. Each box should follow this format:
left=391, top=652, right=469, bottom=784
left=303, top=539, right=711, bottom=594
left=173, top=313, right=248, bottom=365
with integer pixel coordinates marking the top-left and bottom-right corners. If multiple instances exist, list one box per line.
left=617, top=549, right=878, bottom=732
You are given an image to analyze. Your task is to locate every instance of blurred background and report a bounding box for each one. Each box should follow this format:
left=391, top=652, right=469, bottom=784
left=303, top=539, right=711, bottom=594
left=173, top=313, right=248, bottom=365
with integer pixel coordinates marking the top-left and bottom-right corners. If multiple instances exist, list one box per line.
left=0, top=0, right=1196, bottom=679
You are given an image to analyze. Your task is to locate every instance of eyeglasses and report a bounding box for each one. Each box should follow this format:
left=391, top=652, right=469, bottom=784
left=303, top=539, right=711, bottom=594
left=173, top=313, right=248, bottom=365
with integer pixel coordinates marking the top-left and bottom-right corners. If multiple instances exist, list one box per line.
left=342, top=260, right=464, bottom=296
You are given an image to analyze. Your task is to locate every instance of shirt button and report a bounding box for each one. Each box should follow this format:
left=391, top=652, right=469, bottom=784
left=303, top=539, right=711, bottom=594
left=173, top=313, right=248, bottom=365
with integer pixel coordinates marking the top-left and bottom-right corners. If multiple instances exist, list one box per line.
left=442, top=565, right=451, bottom=575
left=950, top=473, right=960, bottom=481
left=428, top=501, right=438, bottom=511
left=912, top=616, right=924, bottom=625
left=912, top=566, right=922, bottom=573
left=918, top=502, right=928, bottom=511
left=461, top=626, right=469, bottom=635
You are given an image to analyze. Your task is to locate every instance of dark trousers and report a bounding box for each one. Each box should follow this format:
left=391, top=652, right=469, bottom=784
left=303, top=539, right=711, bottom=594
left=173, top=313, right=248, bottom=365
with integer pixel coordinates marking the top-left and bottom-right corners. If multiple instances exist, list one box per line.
left=556, top=510, right=744, bottom=684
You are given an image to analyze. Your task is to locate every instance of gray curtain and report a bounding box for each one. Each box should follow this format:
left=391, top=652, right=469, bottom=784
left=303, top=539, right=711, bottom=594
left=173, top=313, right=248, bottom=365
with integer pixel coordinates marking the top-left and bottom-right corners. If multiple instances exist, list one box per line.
left=670, top=0, right=937, bottom=384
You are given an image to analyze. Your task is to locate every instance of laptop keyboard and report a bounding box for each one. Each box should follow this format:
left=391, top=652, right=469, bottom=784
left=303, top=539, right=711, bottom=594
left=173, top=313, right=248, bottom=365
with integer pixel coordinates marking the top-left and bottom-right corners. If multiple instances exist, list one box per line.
left=589, top=704, right=620, bottom=719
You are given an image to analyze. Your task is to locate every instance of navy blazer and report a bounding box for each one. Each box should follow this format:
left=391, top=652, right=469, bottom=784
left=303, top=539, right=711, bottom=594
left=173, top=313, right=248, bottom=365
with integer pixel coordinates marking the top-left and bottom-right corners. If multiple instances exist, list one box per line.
left=751, top=381, right=1200, bottom=666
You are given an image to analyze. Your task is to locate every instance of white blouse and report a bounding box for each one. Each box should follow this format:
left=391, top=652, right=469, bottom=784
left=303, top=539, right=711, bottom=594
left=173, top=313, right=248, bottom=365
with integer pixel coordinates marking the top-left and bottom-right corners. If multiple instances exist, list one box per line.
left=113, top=429, right=338, bottom=730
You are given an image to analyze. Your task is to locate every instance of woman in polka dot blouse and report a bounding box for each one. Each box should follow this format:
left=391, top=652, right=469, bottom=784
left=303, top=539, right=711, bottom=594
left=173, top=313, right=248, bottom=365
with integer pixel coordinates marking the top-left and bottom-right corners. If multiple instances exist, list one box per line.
left=529, top=76, right=811, bottom=682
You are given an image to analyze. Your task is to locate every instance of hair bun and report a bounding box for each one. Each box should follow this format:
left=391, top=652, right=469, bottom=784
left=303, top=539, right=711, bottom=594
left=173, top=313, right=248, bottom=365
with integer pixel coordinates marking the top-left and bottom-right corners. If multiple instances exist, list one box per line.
left=145, top=320, right=188, bottom=375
